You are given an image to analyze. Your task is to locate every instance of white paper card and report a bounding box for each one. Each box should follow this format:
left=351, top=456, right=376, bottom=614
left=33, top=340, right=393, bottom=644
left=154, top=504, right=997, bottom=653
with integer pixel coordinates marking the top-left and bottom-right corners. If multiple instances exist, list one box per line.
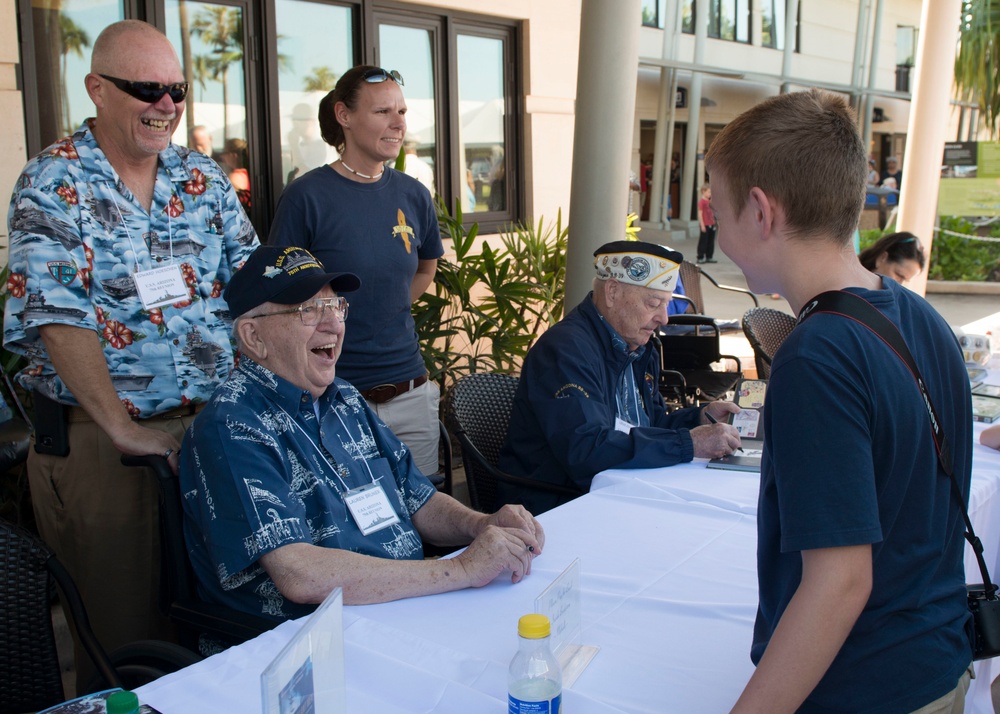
left=614, top=417, right=633, bottom=434
left=535, top=558, right=599, bottom=688
left=262, top=588, right=346, bottom=714
left=133, top=264, right=189, bottom=310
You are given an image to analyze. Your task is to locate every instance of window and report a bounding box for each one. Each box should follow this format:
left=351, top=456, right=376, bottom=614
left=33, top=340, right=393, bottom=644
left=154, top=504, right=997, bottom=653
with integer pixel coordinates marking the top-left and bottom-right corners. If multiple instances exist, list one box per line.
left=761, top=0, right=801, bottom=50
left=682, top=0, right=750, bottom=43
left=19, top=0, right=125, bottom=153
left=17, top=1, right=522, bottom=234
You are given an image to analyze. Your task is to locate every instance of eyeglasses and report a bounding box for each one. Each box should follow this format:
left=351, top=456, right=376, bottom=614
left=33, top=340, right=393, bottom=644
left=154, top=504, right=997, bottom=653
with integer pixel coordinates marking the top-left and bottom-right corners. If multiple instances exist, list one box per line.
left=249, top=296, right=348, bottom=326
left=361, top=68, right=404, bottom=87
left=99, top=74, right=189, bottom=104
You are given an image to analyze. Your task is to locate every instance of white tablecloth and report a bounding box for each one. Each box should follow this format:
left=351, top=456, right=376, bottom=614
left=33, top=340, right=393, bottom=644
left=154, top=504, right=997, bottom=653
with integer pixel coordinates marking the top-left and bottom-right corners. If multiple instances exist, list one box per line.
left=137, top=376, right=1000, bottom=713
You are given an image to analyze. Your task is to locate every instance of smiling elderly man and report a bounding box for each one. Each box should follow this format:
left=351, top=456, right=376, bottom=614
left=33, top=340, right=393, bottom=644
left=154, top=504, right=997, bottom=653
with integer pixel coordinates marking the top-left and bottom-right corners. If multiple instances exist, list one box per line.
left=498, top=240, right=741, bottom=515
left=179, top=245, right=544, bottom=620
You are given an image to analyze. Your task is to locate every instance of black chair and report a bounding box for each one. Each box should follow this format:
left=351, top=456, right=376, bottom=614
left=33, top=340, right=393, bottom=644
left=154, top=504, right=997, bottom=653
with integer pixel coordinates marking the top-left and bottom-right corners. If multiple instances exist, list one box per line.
left=677, top=260, right=759, bottom=331
left=427, top=419, right=453, bottom=495
left=657, top=316, right=742, bottom=407
left=0, top=517, right=122, bottom=712
left=742, top=307, right=797, bottom=380
left=443, top=372, right=579, bottom=513
left=122, top=455, right=278, bottom=656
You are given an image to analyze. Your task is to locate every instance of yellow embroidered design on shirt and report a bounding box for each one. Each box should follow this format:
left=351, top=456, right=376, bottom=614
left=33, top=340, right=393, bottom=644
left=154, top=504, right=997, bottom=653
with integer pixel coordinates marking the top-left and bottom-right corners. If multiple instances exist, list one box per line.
left=392, top=208, right=413, bottom=253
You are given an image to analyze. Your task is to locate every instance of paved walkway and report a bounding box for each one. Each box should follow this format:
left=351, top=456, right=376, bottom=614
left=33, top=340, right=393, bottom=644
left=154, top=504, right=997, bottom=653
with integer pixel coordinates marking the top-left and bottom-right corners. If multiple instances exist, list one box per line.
left=643, top=227, right=999, bottom=329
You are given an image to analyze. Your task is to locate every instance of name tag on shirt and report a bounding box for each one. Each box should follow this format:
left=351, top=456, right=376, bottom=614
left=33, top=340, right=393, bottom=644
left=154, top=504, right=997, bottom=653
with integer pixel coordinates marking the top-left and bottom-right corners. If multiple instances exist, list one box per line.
left=134, top=264, right=189, bottom=310
left=344, top=482, right=401, bottom=536
left=614, top=416, right=634, bottom=434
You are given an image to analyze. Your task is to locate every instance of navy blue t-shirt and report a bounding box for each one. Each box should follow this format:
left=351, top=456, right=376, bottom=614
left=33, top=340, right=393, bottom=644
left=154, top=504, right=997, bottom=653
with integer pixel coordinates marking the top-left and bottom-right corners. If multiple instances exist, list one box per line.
left=268, top=166, right=443, bottom=390
left=753, top=278, right=973, bottom=712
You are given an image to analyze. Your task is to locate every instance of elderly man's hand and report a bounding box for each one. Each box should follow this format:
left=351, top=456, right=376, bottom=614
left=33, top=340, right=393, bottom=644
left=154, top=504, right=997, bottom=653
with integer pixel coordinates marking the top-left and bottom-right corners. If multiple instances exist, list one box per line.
left=481, top=504, right=545, bottom=553
left=701, top=400, right=740, bottom=425
left=690, top=423, right=742, bottom=459
left=456, top=518, right=542, bottom=587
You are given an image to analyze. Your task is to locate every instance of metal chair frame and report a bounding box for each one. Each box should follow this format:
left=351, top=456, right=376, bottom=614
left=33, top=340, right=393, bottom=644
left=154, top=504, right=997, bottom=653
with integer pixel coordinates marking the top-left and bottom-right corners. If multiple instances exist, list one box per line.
left=0, top=517, right=122, bottom=713
left=741, top=307, right=798, bottom=380
left=443, top=372, right=579, bottom=513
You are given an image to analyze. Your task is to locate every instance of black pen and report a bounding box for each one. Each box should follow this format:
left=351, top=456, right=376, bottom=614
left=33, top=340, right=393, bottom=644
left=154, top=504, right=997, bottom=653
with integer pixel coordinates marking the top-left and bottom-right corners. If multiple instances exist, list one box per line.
left=704, top=410, right=744, bottom=452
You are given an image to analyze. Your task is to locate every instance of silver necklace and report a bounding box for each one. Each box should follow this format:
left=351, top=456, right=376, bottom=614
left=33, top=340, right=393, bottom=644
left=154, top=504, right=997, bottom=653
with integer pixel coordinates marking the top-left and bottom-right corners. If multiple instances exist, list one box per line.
left=340, top=159, right=384, bottom=181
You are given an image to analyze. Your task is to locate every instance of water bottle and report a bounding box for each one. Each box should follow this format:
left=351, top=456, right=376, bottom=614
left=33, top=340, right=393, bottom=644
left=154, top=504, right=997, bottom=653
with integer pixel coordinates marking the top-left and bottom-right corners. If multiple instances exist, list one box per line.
left=508, top=613, right=562, bottom=713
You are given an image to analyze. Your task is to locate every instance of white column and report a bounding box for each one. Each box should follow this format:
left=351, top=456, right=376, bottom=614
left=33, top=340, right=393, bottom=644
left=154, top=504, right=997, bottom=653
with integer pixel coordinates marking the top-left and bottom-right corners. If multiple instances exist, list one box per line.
left=564, top=0, right=643, bottom=309
left=678, top=0, right=708, bottom=231
left=896, top=0, right=964, bottom=296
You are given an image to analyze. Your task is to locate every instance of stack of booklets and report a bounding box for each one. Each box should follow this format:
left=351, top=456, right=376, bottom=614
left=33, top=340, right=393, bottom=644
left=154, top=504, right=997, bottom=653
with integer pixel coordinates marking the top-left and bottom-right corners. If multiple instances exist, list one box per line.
left=707, top=378, right=766, bottom=473
left=973, top=383, right=1000, bottom=424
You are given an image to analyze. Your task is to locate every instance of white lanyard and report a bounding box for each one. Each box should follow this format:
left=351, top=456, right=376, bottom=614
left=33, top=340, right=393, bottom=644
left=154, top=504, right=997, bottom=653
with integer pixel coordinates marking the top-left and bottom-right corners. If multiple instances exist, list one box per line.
left=109, top=188, right=187, bottom=310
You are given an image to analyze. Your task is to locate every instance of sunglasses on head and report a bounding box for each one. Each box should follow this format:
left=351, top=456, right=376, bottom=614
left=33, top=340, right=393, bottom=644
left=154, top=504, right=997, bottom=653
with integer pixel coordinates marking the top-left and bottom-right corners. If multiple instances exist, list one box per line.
left=99, top=74, right=189, bottom=104
left=361, top=68, right=404, bottom=87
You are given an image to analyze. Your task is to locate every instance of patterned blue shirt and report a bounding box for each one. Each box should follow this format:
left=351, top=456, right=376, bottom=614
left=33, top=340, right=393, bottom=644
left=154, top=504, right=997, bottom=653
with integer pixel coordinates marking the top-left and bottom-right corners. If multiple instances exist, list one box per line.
left=3, top=120, right=259, bottom=416
left=179, top=357, right=437, bottom=621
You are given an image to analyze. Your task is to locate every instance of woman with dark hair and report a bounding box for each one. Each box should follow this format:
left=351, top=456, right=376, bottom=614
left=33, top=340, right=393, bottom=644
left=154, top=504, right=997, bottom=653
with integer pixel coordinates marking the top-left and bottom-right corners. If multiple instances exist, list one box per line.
left=858, top=231, right=925, bottom=285
left=268, top=66, right=443, bottom=478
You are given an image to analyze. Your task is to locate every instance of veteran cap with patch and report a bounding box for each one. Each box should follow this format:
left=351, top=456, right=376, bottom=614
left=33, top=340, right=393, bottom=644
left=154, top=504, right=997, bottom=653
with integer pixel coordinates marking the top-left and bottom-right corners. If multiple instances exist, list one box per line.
left=224, top=245, right=361, bottom=317
left=593, top=240, right=683, bottom=293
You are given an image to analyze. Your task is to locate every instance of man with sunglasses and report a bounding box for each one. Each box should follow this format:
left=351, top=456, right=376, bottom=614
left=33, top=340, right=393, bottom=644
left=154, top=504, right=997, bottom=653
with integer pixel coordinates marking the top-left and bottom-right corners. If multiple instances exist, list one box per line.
left=179, top=246, right=544, bottom=619
left=3, top=19, right=258, bottom=682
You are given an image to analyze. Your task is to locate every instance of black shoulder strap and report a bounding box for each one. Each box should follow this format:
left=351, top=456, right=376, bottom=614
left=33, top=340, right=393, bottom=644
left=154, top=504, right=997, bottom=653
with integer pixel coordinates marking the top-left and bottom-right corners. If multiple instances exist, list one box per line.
left=798, top=290, right=995, bottom=595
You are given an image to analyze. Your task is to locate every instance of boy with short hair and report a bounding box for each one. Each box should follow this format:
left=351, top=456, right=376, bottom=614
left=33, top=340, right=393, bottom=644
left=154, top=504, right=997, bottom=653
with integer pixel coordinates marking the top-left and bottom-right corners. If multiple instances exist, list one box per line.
left=706, top=89, right=973, bottom=712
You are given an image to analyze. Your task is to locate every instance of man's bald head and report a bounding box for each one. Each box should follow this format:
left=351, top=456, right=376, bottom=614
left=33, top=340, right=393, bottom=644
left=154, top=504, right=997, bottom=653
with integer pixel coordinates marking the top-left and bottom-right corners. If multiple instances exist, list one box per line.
left=91, top=20, right=177, bottom=75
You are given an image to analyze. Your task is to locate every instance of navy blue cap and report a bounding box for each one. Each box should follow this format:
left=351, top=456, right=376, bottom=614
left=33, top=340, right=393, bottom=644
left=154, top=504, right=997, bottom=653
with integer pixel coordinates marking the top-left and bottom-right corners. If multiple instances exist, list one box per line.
left=224, top=245, right=360, bottom=317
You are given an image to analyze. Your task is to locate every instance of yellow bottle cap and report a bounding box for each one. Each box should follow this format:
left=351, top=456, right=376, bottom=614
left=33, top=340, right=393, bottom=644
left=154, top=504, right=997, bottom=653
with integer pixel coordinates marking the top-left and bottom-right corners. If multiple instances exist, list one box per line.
left=518, top=613, right=551, bottom=639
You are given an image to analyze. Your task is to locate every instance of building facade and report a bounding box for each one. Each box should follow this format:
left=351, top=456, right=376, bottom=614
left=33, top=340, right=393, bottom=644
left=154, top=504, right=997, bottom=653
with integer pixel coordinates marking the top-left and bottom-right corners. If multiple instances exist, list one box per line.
left=0, top=0, right=976, bottom=259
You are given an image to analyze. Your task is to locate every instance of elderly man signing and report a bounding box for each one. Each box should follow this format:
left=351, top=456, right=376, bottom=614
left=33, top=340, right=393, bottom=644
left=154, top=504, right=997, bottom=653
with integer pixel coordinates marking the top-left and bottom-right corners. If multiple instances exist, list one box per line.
left=180, top=246, right=543, bottom=620
left=498, top=240, right=741, bottom=515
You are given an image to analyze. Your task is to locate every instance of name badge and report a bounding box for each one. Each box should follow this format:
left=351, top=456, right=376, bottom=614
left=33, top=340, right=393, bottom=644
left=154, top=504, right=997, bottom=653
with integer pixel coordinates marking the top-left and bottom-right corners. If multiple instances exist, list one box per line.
left=614, top=416, right=634, bottom=434
left=344, top=482, right=401, bottom=536
left=133, top=264, right=189, bottom=310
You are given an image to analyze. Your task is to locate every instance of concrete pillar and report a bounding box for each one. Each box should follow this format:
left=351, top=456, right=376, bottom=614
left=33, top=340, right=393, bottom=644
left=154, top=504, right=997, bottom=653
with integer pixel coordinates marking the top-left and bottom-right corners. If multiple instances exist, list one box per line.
left=896, top=0, right=964, bottom=296
left=649, top=0, right=681, bottom=229
left=679, top=0, right=708, bottom=228
left=861, top=0, right=885, bottom=154
left=564, top=0, right=643, bottom=309
left=779, top=0, right=799, bottom=93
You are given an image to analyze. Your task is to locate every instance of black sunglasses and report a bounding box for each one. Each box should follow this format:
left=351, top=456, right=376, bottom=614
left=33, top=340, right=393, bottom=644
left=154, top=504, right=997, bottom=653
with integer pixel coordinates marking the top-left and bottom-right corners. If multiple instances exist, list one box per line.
left=99, top=74, right=189, bottom=104
left=361, top=68, right=404, bottom=87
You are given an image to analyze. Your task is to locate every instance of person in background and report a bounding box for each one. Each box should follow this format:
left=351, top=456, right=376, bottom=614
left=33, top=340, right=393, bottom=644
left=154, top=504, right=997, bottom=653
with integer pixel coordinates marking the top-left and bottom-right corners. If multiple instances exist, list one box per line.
left=697, top=183, right=717, bottom=264
left=498, top=240, right=741, bottom=515
left=268, top=66, right=443, bottom=479
left=3, top=19, right=258, bottom=686
left=880, top=155, right=903, bottom=189
left=858, top=231, right=926, bottom=285
left=189, top=124, right=214, bottom=157
left=181, top=246, right=544, bottom=619
left=706, top=89, right=972, bottom=713
left=866, top=158, right=879, bottom=186
left=402, top=137, right=435, bottom=196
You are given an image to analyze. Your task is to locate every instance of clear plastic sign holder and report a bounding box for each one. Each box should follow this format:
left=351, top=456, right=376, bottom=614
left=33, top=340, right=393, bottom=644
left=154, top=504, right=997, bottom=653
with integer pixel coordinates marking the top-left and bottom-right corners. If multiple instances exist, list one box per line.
left=262, top=587, right=346, bottom=714
left=534, top=558, right=599, bottom=687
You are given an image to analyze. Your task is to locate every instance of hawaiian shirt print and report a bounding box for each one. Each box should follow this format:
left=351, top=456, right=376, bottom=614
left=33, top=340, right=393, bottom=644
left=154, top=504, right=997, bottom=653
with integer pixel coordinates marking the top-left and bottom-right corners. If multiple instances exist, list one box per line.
left=181, top=357, right=437, bottom=620
left=3, top=120, right=260, bottom=416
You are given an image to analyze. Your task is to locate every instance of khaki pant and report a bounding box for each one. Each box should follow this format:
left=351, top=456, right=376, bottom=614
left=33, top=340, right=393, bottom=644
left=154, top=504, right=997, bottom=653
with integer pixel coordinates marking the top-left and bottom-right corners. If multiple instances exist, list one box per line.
left=911, top=665, right=973, bottom=714
left=366, top=379, right=441, bottom=477
left=27, top=406, right=199, bottom=690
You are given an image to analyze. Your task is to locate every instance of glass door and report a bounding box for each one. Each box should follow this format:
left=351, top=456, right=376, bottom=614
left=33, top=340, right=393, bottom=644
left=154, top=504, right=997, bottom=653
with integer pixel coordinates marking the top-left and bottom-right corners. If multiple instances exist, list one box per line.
left=164, top=0, right=252, bottom=208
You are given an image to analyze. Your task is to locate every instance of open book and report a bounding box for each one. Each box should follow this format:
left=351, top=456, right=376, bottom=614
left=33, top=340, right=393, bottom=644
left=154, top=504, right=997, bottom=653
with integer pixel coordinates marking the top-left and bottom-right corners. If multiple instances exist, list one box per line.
left=706, top=378, right=766, bottom=472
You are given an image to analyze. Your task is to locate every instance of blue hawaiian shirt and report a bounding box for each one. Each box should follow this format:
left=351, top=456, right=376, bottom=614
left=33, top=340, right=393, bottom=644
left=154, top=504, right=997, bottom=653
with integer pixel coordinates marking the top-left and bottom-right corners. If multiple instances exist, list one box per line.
left=179, top=357, right=437, bottom=621
left=3, top=120, right=259, bottom=416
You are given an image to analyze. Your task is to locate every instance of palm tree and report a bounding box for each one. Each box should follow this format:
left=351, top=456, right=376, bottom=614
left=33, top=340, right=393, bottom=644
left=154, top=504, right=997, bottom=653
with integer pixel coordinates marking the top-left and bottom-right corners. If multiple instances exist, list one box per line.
left=59, top=13, right=90, bottom=135
left=303, top=67, right=338, bottom=92
left=955, top=0, right=1000, bottom=137
left=191, top=6, right=243, bottom=143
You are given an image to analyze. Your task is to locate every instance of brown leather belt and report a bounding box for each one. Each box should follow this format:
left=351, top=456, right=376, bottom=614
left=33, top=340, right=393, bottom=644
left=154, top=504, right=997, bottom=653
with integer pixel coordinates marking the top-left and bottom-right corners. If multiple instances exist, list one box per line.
left=360, top=374, right=428, bottom=404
